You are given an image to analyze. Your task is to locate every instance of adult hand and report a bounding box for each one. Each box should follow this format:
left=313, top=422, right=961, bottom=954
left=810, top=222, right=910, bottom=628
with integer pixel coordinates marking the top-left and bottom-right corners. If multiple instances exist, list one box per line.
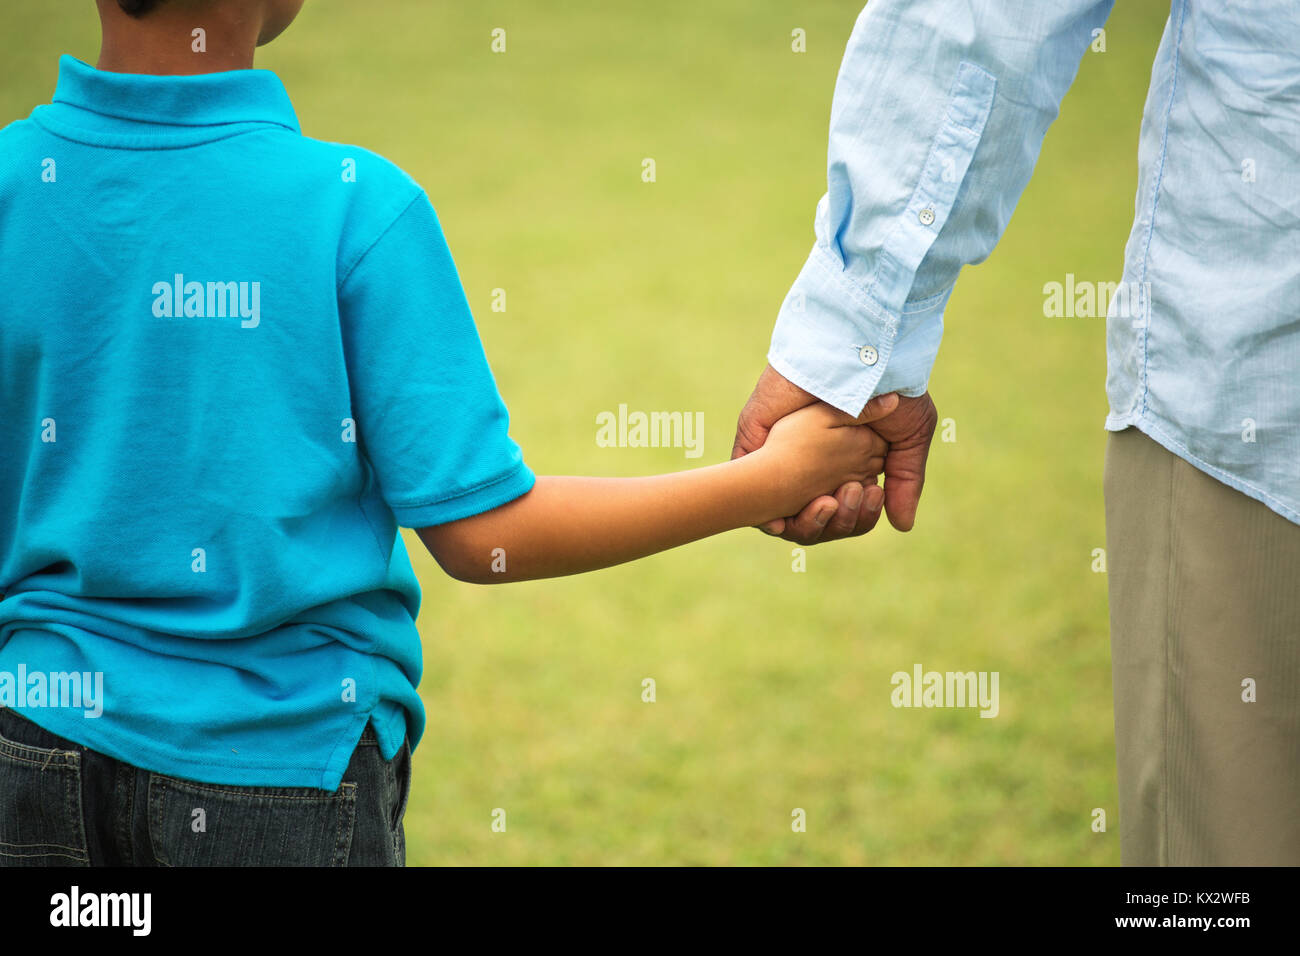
left=732, top=364, right=900, bottom=544
left=862, top=391, right=938, bottom=532
left=733, top=365, right=938, bottom=542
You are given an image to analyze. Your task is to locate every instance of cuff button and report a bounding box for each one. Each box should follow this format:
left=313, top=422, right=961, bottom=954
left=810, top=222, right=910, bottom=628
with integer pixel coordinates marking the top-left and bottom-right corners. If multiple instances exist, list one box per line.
left=858, top=345, right=879, bottom=366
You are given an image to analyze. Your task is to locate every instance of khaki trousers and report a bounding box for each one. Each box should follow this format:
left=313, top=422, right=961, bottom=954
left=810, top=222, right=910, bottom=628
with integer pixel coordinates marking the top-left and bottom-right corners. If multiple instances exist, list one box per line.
left=1104, top=426, right=1300, bottom=865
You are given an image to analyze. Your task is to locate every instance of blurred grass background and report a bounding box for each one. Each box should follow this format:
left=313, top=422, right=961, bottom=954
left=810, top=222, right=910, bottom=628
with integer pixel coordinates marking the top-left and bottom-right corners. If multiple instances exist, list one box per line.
left=2, top=1, right=1170, bottom=864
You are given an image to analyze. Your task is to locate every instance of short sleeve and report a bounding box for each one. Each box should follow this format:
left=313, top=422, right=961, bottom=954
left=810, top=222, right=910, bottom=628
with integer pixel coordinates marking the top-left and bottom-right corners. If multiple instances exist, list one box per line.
left=339, top=192, right=534, bottom=527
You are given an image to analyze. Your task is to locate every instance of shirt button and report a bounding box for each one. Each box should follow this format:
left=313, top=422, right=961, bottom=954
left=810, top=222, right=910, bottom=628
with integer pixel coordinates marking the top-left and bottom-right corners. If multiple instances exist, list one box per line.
left=918, top=206, right=936, bottom=226
left=858, top=345, right=879, bottom=366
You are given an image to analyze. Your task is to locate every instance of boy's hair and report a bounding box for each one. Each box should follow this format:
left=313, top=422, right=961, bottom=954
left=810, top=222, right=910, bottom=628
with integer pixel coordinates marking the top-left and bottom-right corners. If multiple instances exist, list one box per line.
left=117, top=0, right=164, bottom=16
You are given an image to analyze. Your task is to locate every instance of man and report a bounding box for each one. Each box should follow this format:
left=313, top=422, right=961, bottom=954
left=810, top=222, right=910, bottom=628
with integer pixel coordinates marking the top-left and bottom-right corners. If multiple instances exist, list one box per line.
left=733, top=0, right=1300, bottom=865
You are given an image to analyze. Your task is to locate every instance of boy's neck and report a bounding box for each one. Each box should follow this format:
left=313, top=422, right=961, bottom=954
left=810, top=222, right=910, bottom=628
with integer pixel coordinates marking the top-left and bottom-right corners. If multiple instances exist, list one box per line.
left=96, top=5, right=259, bottom=75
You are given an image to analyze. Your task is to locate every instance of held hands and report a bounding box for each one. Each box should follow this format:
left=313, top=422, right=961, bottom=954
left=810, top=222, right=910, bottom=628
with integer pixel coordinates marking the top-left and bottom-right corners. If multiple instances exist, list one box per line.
left=753, top=401, right=892, bottom=521
left=733, top=364, right=939, bottom=544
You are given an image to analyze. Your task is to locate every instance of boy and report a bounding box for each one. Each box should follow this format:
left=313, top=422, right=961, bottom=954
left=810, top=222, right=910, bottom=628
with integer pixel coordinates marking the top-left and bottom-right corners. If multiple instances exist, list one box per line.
left=0, top=0, right=896, bottom=866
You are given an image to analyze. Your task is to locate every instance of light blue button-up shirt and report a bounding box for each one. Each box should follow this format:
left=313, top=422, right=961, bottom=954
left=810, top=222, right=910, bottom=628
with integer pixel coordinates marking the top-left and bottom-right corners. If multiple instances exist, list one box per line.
left=770, top=0, right=1300, bottom=524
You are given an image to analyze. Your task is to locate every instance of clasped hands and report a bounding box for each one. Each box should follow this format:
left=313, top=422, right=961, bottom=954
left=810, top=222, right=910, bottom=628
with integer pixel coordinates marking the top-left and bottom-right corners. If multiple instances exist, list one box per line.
left=732, top=364, right=939, bottom=545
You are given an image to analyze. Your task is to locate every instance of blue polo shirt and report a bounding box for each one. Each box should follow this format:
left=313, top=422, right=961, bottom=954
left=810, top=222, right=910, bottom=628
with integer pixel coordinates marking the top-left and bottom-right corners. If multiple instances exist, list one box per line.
left=0, top=56, right=534, bottom=789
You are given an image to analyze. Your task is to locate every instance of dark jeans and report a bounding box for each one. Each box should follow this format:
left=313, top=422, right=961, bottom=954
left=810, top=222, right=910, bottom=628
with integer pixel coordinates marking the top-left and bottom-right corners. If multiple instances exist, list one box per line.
left=0, top=706, right=410, bottom=866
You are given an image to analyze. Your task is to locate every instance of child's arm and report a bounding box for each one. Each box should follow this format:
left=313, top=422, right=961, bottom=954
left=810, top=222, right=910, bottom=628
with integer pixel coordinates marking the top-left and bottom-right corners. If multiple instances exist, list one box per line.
left=416, top=401, right=892, bottom=583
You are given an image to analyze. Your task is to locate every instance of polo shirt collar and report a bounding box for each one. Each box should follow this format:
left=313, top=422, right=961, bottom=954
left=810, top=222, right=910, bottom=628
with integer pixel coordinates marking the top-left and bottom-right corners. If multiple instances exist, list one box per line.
left=50, top=54, right=299, bottom=133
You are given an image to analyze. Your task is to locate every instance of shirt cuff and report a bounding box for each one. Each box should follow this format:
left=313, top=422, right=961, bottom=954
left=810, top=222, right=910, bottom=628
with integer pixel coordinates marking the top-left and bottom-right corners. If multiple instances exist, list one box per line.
left=768, top=243, right=944, bottom=415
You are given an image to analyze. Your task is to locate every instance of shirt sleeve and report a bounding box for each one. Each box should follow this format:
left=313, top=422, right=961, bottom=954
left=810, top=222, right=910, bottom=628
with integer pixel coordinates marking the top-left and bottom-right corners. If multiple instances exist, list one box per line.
left=769, top=0, right=1116, bottom=415
left=339, top=191, right=535, bottom=528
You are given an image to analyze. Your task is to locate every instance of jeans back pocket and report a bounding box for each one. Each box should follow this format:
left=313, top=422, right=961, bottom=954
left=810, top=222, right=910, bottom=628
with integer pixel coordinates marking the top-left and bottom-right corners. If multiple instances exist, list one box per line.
left=148, top=775, right=358, bottom=866
left=0, top=710, right=90, bottom=866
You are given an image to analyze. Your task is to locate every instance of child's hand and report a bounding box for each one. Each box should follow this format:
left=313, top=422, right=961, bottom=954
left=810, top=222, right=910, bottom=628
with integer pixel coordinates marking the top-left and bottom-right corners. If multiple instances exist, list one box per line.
left=758, top=402, right=889, bottom=519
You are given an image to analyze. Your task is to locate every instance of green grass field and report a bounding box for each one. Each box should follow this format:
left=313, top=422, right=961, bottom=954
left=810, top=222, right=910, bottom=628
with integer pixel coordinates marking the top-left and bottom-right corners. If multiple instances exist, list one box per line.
left=3, top=1, right=1172, bottom=865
